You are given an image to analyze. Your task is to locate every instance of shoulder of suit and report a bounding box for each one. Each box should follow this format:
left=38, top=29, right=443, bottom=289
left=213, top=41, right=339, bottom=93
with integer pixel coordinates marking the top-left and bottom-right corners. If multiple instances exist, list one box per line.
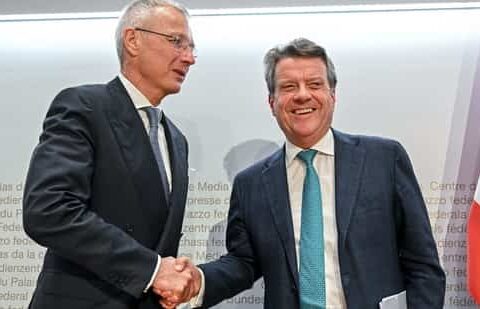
left=53, top=82, right=109, bottom=107
left=233, top=148, right=282, bottom=180
left=333, top=128, right=405, bottom=155
left=46, top=83, right=107, bottom=115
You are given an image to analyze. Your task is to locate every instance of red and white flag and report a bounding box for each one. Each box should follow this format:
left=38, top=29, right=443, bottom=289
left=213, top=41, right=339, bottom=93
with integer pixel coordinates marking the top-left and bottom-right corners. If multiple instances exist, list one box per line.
left=468, top=175, right=480, bottom=303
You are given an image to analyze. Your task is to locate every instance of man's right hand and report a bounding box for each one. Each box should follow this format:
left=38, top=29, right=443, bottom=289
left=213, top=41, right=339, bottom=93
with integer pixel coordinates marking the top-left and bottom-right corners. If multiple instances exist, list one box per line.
left=152, top=256, right=201, bottom=308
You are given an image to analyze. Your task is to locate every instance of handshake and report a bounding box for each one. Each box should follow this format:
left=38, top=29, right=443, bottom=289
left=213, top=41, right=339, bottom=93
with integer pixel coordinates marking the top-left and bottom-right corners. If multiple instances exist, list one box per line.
left=152, top=256, right=202, bottom=309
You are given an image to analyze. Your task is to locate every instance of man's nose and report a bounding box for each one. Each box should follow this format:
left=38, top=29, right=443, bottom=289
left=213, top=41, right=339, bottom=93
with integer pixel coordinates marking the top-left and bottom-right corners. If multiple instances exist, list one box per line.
left=181, top=49, right=196, bottom=65
left=293, top=84, right=312, bottom=102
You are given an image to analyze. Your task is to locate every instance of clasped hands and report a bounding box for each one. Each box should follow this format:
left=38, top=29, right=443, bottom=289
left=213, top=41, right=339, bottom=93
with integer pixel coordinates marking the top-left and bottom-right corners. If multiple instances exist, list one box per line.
left=152, top=256, right=201, bottom=309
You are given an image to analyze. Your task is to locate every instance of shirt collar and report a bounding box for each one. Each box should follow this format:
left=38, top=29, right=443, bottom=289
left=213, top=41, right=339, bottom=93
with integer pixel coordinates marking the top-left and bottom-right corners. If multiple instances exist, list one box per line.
left=285, top=129, right=335, bottom=167
left=118, top=73, right=164, bottom=115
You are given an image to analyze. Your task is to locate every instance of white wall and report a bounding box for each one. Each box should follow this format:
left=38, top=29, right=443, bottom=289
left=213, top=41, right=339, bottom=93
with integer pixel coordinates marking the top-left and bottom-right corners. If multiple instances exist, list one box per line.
left=1, top=3, right=480, bottom=308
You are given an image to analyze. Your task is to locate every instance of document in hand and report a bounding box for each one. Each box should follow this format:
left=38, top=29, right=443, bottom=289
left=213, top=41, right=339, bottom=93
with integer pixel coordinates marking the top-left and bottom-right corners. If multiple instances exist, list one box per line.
left=379, top=290, right=406, bottom=309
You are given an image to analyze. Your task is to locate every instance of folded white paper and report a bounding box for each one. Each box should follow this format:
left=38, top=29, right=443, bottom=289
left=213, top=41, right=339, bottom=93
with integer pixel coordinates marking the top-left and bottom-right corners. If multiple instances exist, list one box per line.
left=379, top=290, right=407, bottom=309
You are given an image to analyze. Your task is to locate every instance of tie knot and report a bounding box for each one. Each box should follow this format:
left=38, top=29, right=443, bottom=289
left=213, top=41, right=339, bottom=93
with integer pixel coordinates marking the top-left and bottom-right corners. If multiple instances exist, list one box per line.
left=297, top=149, right=317, bottom=167
left=143, top=107, right=160, bottom=128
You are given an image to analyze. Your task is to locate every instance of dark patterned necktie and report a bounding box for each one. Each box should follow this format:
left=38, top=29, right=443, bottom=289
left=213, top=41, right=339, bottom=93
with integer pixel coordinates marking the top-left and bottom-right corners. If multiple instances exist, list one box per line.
left=143, top=107, right=170, bottom=204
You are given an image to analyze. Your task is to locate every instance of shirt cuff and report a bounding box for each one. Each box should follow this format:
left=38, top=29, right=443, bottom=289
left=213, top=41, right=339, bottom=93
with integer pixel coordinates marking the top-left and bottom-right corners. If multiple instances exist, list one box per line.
left=189, top=267, right=205, bottom=307
left=144, top=255, right=161, bottom=293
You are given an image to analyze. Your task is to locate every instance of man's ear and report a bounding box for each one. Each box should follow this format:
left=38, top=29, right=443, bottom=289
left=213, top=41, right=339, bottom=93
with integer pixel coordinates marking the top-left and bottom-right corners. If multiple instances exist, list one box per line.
left=123, top=28, right=141, bottom=57
left=268, top=95, right=275, bottom=116
left=330, top=89, right=336, bottom=107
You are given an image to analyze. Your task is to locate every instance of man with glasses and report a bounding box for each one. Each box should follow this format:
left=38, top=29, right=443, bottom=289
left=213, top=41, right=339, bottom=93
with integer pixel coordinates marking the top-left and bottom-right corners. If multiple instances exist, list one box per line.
left=23, top=0, right=199, bottom=308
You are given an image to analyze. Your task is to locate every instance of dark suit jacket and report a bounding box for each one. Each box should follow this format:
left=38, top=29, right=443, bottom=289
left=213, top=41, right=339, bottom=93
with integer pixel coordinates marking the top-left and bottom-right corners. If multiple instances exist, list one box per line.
left=199, top=130, right=445, bottom=308
left=23, top=77, right=189, bottom=309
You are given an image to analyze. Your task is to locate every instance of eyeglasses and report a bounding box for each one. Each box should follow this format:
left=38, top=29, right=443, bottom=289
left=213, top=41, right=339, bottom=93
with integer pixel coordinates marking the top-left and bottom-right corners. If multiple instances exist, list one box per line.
left=134, top=27, right=197, bottom=57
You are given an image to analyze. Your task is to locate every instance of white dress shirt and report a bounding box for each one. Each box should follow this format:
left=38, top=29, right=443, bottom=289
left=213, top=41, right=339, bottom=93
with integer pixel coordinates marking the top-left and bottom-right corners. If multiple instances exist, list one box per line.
left=285, top=129, right=347, bottom=308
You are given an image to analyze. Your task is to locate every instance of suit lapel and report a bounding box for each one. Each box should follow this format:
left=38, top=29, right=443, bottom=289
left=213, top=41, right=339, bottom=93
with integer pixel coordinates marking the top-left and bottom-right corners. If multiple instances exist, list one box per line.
left=263, top=148, right=299, bottom=289
left=105, top=78, right=169, bottom=221
left=155, top=115, right=188, bottom=255
left=333, top=130, right=366, bottom=249
left=163, top=115, right=188, bottom=209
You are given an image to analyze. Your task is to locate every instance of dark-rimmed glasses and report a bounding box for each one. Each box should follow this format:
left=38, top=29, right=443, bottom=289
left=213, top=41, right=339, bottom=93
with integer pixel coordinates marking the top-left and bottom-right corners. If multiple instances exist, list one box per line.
left=135, top=27, right=197, bottom=57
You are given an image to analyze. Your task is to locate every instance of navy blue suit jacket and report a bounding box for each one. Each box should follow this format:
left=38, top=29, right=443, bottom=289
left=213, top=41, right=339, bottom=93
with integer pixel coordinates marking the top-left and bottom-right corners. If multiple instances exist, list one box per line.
left=199, top=130, right=445, bottom=308
left=23, top=78, right=189, bottom=309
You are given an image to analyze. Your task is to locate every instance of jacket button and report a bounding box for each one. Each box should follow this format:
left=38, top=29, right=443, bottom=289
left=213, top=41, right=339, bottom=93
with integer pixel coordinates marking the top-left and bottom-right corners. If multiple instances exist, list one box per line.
left=125, top=224, right=134, bottom=233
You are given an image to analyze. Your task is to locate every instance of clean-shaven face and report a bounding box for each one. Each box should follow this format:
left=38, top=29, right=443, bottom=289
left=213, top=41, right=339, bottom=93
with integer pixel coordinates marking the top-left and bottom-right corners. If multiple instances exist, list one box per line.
left=269, top=57, right=336, bottom=148
left=135, top=6, right=196, bottom=98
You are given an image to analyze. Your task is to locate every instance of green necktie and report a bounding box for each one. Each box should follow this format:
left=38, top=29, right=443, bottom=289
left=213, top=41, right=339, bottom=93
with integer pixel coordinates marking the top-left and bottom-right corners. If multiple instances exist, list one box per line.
left=297, top=149, right=326, bottom=308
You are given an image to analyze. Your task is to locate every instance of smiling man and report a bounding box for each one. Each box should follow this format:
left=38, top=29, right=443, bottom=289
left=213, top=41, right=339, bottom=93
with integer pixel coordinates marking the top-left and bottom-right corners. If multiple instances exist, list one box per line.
left=177, top=38, right=446, bottom=309
left=22, top=1, right=199, bottom=308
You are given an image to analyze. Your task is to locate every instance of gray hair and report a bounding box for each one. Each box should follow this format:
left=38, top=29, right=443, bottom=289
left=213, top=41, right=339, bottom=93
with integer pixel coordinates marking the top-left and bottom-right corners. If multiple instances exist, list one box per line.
left=264, top=38, right=337, bottom=96
left=115, top=0, right=189, bottom=63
